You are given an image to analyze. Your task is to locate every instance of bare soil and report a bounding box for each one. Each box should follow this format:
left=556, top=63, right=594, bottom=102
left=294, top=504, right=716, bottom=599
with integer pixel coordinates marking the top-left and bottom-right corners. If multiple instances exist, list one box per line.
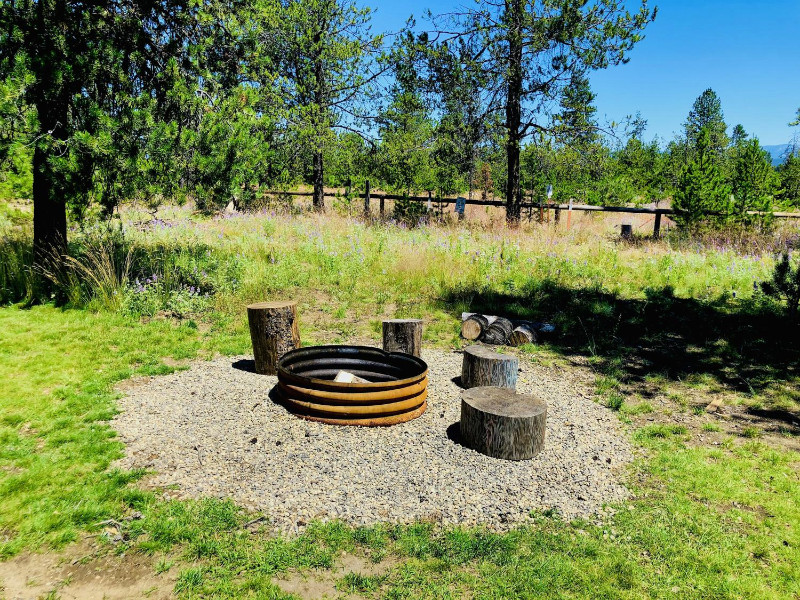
left=275, top=552, right=397, bottom=600
left=0, top=541, right=176, bottom=600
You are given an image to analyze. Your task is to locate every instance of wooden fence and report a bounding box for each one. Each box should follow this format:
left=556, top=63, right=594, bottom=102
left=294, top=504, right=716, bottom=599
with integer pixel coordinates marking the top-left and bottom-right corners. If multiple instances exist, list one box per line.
left=268, top=183, right=800, bottom=238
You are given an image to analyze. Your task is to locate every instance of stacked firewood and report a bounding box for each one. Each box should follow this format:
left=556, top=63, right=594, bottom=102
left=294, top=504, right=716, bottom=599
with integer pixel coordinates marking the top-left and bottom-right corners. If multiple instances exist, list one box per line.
left=460, top=313, right=554, bottom=346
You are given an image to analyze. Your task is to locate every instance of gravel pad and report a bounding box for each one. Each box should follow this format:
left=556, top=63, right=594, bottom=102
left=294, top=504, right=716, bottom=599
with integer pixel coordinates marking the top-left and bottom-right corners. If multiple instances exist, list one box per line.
left=112, top=349, right=631, bottom=533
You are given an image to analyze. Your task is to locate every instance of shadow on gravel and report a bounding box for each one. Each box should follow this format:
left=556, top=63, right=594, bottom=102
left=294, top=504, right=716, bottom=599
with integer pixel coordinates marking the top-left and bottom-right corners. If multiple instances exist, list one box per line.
left=446, top=422, right=464, bottom=446
left=441, top=280, right=800, bottom=417
left=232, top=359, right=256, bottom=373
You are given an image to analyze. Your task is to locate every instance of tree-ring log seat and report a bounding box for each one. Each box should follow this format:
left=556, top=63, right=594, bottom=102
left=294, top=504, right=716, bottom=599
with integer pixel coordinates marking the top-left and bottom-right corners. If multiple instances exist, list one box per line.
left=461, top=345, right=518, bottom=389
left=460, top=387, right=547, bottom=460
left=276, top=345, right=428, bottom=426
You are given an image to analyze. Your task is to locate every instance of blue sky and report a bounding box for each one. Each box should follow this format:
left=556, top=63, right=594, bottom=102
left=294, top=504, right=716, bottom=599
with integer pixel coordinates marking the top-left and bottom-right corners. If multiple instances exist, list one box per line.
left=369, top=0, right=800, bottom=146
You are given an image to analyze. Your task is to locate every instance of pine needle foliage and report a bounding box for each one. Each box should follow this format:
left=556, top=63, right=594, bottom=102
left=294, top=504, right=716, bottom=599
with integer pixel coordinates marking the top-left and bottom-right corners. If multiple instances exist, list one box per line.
left=761, top=252, right=800, bottom=318
left=731, top=138, right=779, bottom=227
left=673, top=128, right=732, bottom=228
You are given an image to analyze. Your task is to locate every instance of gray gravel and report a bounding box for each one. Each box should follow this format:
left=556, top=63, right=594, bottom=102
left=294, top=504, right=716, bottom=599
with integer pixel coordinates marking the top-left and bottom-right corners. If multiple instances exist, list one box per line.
left=112, top=349, right=632, bottom=534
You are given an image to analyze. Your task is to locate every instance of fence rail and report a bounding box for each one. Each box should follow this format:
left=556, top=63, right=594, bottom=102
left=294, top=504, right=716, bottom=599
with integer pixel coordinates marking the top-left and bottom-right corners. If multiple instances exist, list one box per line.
left=266, top=185, right=800, bottom=238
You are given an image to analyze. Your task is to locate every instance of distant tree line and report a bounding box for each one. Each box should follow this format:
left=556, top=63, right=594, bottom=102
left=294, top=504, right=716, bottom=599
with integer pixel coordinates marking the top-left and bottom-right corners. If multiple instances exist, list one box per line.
left=1, top=0, right=799, bottom=266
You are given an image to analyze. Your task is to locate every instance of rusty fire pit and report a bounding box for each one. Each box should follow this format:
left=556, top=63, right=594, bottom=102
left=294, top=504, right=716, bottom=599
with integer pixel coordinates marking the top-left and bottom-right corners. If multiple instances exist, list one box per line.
left=276, top=345, right=428, bottom=426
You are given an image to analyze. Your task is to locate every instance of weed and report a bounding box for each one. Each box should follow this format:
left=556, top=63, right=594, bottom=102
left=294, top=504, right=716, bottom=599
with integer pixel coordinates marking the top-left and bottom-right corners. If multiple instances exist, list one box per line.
left=635, top=424, right=688, bottom=441
left=175, top=568, right=204, bottom=593
left=338, top=572, right=386, bottom=593
left=621, top=401, right=654, bottom=416
left=742, top=426, right=762, bottom=438
left=155, top=559, right=174, bottom=574
left=606, top=393, right=625, bottom=411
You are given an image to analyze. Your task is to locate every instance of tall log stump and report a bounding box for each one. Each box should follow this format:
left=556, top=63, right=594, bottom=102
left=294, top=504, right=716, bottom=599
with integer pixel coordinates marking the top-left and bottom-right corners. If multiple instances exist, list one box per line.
left=461, top=345, right=518, bottom=389
left=247, top=301, right=300, bottom=375
left=382, top=319, right=423, bottom=357
left=460, top=387, right=547, bottom=460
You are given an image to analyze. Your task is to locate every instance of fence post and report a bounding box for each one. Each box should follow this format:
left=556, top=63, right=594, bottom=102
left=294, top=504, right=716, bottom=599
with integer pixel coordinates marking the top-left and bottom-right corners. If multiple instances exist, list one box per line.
left=364, top=180, right=370, bottom=218
left=653, top=212, right=662, bottom=238
left=380, top=195, right=385, bottom=217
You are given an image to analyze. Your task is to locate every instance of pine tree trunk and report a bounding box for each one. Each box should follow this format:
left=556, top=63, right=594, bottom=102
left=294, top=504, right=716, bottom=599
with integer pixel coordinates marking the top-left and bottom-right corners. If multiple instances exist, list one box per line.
left=32, top=107, right=68, bottom=272
left=312, top=30, right=325, bottom=213
left=312, top=149, right=325, bottom=212
left=504, top=0, right=523, bottom=225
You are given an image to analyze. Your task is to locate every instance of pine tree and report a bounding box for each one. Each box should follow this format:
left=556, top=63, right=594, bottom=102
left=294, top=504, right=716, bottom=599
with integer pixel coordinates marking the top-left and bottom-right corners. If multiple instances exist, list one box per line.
left=685, top=89, right=728, bottom=162
left=730, top=124, right=748, bottom=147
left=421, top=0, right=654, bottom=223
left=731, top=138, right=778, bottom=226
left=777, top=153, right=800, bottom=206
left=277, top=0, right=385, bottom=212
left=553, top=73, right=599, bottom=147
left=673, top=128, right=732, bottom=228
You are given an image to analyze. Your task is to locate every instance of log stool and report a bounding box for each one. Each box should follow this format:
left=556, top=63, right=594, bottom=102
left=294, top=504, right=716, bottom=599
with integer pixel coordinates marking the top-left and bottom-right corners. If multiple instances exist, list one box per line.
left=247, top=301, right=300, bottom=375
left=382, top=319, right=423, bottom=357
left=461, top=345, right=518, bottom=389
left=460, top=387, right=547, bottom=460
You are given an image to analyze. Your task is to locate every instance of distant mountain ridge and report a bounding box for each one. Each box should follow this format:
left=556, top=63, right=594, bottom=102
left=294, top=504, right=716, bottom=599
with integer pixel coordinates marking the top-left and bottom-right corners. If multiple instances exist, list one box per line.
left=762, top=143, right=794, bottom=166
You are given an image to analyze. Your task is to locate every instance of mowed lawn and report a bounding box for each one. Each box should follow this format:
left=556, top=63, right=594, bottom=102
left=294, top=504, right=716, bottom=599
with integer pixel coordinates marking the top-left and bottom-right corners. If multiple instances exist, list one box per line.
left=1, top=210, right=799, bottom=598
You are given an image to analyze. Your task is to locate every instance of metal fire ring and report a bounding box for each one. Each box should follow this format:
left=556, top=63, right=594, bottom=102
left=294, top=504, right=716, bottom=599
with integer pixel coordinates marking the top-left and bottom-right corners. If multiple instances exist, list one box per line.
left=276, top=345, right=428, bottom=426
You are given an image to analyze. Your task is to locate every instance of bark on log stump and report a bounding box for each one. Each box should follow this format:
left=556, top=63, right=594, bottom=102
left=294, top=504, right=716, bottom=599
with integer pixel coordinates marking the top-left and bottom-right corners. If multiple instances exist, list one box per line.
left=461, top=345, right=518, bottom=389
left=247, top=301, right=300, bottom=375
left=508, top=323, right=537, bottom=346
left=382, top=319, right=423, bottom=357
left=460, top=387, right=547, bottom=460
left=482, top=316, right=513, bottom=345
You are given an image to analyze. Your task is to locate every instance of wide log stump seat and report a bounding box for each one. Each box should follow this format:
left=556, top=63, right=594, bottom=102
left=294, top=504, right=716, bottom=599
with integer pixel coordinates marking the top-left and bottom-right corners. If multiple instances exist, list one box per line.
left=460, top=387, right=547, bottom=460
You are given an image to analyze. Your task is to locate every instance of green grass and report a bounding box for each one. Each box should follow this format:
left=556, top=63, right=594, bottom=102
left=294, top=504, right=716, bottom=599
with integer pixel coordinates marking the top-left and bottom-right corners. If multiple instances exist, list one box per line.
left=0, top=306, right=217, bottom=556
left=1, top=206, right=799, bottom=598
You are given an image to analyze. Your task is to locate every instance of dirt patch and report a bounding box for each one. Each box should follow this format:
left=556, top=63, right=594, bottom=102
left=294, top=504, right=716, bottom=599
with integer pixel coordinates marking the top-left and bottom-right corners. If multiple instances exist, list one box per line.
left=0, top=542, right=176, bottom=600
left=114, top=376, right=155, bottom=394
left=275, top=552, right=396, bottom=600
left=624, top=376, right=800, bottom=452
left=161, top=357, right=191, bottom=368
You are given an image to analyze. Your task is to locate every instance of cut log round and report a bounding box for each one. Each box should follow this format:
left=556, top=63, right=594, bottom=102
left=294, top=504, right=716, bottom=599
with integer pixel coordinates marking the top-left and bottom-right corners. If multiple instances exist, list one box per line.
left=508, top=323, right=537, bottom=346
left=247, top=301, right=300, bottom=375
left=461, top=313, right=499, bottom=341
left=481, top=316, right=513, bottom=345
left=460, top=387, right=547, bottom=460
left=461, top=314, right=488, bottom=340
left=461, top=345, right=518, bottom=389
left=382, top=319, right=423, bottom=357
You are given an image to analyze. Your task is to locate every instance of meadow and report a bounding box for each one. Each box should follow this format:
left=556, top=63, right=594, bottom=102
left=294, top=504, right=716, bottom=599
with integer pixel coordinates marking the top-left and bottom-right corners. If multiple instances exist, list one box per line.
left=0, top=199, right=799, bottom=599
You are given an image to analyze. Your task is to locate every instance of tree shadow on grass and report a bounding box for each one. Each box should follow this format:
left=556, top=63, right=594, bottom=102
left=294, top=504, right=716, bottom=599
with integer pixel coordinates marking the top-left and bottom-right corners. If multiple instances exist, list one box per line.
left=440, top=280, right=800, bottom=405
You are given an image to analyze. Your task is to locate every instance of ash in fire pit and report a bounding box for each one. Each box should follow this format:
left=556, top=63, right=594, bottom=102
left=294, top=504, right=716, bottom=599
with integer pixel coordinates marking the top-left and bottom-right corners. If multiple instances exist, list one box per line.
left=276, top=345, right=428, bottom=426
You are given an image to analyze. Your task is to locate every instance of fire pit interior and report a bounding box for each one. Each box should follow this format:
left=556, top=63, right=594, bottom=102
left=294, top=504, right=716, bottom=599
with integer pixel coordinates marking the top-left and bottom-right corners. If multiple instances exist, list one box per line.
left=276, top=345, right=428, bottom=425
